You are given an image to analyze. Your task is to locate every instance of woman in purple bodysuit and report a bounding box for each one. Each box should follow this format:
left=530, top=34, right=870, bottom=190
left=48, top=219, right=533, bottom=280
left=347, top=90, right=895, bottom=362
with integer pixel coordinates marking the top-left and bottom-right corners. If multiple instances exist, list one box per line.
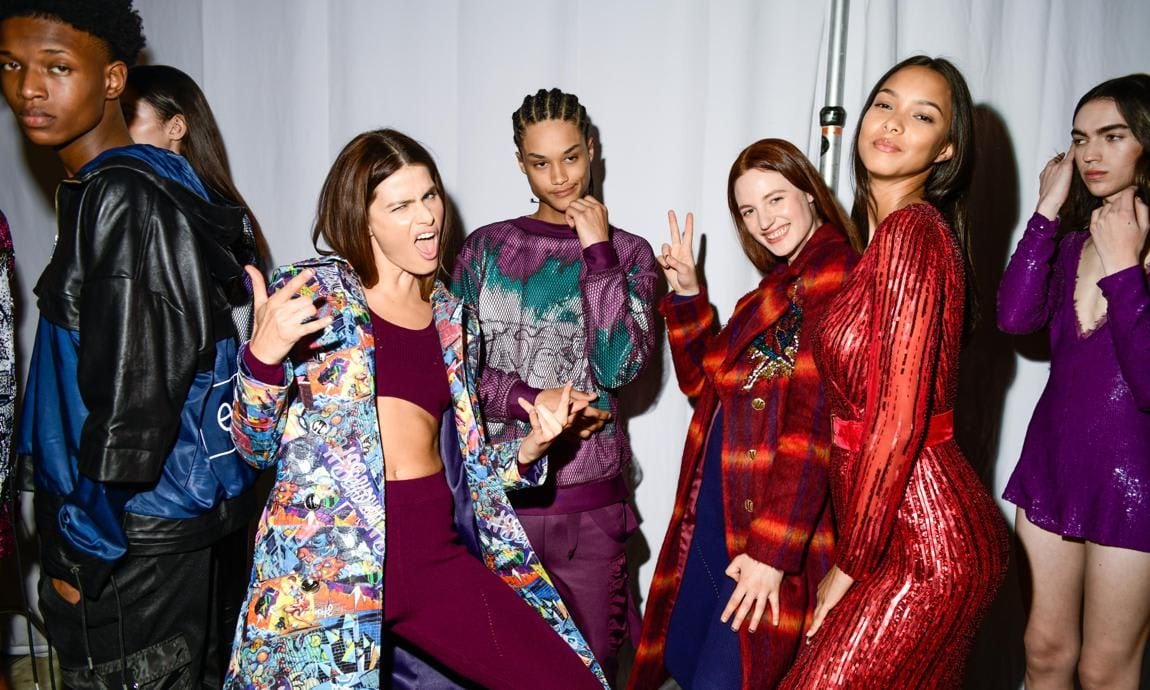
left=999, top=73, right=1150, bottom=690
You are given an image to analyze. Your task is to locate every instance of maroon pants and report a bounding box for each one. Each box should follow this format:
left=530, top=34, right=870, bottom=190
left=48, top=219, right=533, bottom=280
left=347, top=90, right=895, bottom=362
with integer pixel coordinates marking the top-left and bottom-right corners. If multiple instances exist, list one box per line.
left=517, top=500, right=641, bottom=684
left=383, top=473, right=601, bottom=690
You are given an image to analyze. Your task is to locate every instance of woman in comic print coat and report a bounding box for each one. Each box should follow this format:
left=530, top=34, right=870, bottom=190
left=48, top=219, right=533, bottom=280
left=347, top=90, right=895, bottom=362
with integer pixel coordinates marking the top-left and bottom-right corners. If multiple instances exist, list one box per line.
left=630, top=139, right=860, bottom=690
left=223, top=129, right=607, bottom=690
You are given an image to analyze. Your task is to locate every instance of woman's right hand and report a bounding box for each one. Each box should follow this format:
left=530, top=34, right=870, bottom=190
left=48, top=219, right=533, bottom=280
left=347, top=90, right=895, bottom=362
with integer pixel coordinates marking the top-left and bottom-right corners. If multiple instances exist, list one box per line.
left=1035, top=149, right=1075, bottom=220
left=246, top=266, right=333, bottom=365
left=659, top=210, right=701, bottom=296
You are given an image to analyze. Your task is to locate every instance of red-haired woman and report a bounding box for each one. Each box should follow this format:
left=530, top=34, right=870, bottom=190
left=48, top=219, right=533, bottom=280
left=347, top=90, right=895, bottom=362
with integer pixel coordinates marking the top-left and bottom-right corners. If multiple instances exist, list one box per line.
left=630, top=139, right=860, bottom=689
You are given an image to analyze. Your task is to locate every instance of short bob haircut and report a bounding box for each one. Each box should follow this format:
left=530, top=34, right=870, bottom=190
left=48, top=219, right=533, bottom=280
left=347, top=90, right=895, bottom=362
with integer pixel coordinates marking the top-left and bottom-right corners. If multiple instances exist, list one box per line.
left=726, top=138, right=861, bottom=272
left=313, top=129, right=448, bottom=296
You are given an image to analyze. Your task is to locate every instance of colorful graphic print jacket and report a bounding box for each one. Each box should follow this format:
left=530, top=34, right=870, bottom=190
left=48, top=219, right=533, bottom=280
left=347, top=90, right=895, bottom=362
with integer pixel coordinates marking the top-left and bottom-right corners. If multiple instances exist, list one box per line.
left=224, top=257, right=606, bottom=689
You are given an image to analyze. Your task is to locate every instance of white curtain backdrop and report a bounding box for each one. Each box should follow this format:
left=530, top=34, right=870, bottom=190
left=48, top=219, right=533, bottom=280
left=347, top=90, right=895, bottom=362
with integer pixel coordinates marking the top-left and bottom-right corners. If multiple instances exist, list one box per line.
left=2, top=2, right=1147, bottom=686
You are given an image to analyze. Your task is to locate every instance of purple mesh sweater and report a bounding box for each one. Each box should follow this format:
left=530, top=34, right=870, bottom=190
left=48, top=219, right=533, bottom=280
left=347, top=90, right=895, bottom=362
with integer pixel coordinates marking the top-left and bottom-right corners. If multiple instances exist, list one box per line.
left=452, top=215, right=657, bottom=497
left=999, top=213, right=1150, bottom=552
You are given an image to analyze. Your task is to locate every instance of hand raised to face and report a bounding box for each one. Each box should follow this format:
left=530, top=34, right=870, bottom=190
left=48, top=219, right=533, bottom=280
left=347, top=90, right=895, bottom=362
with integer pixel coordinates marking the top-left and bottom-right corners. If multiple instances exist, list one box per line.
left=566, top=195, right=610, bottom=248
left=1090, top=186, right=1150, bottom=275
left=1035, top=149, right=1075, bottom=220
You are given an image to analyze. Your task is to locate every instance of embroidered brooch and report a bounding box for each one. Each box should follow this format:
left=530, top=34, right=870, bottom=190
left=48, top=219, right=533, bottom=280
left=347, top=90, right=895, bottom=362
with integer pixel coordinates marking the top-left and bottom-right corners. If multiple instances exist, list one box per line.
left=743, top=283, right=802, bottom=389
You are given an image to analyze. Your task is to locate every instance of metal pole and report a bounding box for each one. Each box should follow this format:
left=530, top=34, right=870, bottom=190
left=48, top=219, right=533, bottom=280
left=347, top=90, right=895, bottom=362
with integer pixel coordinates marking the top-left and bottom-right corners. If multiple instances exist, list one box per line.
left=818, top=0, right=850, bottom=190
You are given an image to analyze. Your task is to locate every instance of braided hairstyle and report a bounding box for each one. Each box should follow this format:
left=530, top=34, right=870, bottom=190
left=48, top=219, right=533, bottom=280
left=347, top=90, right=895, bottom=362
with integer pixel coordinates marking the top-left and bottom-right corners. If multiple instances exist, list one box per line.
left=511, top=88, right=590, bottom=150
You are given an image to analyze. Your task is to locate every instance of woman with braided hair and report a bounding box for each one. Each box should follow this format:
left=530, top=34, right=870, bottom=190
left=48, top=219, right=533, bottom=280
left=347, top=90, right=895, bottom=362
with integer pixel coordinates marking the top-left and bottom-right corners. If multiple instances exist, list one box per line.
left=452, top=87, right=658, bottom=683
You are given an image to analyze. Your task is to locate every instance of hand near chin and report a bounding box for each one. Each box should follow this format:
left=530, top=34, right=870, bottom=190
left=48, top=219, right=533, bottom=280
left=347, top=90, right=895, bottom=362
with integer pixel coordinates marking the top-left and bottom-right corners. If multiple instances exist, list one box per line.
left=1091, top=186, right=1150, bottom=275
left=566, top=195, right=610, bottom=248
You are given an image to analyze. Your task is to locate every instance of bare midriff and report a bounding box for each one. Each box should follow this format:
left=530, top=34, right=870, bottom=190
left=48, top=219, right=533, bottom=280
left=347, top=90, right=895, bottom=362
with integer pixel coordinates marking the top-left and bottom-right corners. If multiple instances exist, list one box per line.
left=377, top=397, right=444, bottom=480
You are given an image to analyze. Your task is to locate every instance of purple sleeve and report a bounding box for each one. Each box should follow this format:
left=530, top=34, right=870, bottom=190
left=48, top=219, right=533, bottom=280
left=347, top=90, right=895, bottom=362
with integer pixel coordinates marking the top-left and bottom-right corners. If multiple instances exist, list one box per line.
left=998, top=213, right=1061, bottom=334
left=1099, top=264, right=1150, bottom=410
left=504, top=379, right=542, bottom=422
left=241, top=344, right=288, bottom=385
left=579, top=233, right=658, bottom=389
left=582, top=241, right=619, bottom=272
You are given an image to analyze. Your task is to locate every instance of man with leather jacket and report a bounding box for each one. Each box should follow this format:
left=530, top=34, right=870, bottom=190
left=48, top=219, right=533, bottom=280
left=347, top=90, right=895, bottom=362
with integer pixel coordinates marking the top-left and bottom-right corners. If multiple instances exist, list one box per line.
left=0, top=2, right=258, bottom=687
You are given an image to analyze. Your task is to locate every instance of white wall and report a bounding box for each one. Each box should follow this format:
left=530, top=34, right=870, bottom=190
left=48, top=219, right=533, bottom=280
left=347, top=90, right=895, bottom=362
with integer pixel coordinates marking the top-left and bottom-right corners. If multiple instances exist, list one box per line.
left=2, top=1, right=1148, bottom=685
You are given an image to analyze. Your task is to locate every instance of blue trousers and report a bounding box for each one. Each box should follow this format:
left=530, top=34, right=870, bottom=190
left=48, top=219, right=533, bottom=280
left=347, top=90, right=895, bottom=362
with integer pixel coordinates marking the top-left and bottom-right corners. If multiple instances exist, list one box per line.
left=664, top=409, right=743, bottom=689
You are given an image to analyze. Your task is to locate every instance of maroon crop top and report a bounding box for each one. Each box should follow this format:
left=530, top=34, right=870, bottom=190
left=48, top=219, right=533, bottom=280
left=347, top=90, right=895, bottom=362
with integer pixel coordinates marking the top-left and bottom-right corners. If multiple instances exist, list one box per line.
left=240, top=312, right=452, bottom=419
left=371, top=311, right=452, bottom=419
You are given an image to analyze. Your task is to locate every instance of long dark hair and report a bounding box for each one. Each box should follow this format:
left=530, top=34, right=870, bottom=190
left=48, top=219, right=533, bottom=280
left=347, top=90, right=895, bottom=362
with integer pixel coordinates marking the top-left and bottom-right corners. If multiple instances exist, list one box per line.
left=851, top=55, right=977, bottom=316
left=851, top=56, right=974, bottom=247
left=1060, top=73, right=1150, bottom=233
left=727, top=138, right=861, bottom=272
left=126, top=64, right=267, bottom=262
left=314, top=129, right=448, bottom=297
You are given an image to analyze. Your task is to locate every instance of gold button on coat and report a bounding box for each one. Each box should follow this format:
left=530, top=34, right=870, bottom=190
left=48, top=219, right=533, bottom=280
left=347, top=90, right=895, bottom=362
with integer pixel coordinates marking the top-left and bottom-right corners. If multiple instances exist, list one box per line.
left=746, top=449, right=757, bottom=460
left=744, top=499, right=754, bottom=513
left=751, top=397, right=765, bottom=411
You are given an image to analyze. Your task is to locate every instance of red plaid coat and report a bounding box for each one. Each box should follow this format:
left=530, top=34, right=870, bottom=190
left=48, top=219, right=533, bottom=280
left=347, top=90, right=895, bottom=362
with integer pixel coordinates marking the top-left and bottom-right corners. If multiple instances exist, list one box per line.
left=630, top=225, right=857, bottom=689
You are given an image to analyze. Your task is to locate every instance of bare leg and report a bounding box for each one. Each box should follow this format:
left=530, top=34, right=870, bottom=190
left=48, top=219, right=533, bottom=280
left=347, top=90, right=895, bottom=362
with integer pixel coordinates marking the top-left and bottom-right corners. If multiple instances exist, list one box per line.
left=1077, top=541, right=1150, bottom=690
left=1016, top=508, right=1085, bottom=690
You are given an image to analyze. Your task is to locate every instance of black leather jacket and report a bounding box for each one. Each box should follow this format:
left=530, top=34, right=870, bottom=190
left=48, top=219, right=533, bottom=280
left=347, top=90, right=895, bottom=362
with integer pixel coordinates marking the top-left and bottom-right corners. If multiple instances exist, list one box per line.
left=27, top=154, right=258, bottom=590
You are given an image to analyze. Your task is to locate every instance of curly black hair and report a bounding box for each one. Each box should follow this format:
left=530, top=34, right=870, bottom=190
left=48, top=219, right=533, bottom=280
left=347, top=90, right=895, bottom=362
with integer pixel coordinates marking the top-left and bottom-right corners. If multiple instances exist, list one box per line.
left=0, top=0, right=146, bottom=66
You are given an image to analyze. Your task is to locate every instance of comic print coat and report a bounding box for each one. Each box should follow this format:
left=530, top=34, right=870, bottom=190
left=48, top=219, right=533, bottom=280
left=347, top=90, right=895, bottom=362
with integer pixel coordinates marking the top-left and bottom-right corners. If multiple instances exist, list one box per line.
left=224, top=257, right=607, bottom=688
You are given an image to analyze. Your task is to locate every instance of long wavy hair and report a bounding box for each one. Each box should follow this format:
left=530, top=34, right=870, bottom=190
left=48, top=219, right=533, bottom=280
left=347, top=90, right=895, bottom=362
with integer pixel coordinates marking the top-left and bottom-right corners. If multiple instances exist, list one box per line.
left=727, top=138, right=861, bottom=272
left=127, top=64, right=268, bottom=263
left=851, top=55, right=977, bottom=317
left=1059, top=73, right=1150, bottom=233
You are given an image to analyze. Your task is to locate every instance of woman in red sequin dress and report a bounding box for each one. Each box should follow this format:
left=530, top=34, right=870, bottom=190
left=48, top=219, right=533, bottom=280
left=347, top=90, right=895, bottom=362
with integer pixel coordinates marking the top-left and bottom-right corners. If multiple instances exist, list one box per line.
left=780, top=56, right=1009, bottom=688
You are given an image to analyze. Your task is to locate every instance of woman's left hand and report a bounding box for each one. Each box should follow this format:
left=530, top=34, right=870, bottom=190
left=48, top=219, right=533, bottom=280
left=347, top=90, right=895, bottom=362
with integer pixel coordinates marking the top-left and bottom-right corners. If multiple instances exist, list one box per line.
left=805, top=565, right=855, bottom=640
left=1091, top=186, right=1150, bottom=275
left=516, top=382, right=574, bottom=464
left=720, top=554, right=784, bottom=633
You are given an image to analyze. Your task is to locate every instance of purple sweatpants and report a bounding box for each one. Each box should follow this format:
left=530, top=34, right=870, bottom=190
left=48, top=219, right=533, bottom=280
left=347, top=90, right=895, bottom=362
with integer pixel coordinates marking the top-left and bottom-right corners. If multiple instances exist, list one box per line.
left=515, top=483, right=641, bottom=685
left=383, top=472, right=600, bottom=690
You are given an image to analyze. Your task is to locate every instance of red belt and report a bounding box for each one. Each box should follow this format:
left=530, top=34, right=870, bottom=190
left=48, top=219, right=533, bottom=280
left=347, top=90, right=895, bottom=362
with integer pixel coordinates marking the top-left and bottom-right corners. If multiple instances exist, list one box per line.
left=831, top=410, right=954, bottom=453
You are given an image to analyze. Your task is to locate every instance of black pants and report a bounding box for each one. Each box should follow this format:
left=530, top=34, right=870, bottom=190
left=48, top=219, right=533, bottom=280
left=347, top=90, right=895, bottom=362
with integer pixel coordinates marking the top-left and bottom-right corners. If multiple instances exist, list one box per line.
left=38, top=532, right=248, bottom=690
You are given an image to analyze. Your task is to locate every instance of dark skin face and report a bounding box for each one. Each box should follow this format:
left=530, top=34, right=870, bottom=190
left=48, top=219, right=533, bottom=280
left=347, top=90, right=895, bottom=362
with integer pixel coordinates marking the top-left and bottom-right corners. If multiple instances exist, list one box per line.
left=0, top=16, right=134, bottom=606
left=0, top=16, right=133, bottom=175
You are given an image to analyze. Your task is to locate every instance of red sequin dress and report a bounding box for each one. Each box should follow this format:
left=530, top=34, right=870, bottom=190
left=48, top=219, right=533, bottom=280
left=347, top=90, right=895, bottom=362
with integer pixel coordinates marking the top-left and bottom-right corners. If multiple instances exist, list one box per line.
left=780, top=204, right=1009, bottom=688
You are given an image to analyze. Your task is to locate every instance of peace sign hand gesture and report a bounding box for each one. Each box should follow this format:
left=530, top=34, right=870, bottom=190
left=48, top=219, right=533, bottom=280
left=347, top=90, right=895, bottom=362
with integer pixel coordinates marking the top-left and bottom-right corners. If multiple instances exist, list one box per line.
left=246, top=266, right=334, bottom=366
left=659, top=210, right=700, bottom=296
